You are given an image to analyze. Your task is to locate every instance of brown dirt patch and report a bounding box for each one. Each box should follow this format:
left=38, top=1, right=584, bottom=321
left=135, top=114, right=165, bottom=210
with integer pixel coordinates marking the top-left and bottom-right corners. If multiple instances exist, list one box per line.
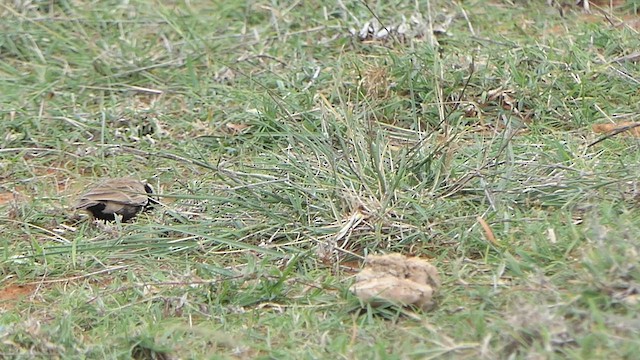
left=0, top=283, right=37, bottom=310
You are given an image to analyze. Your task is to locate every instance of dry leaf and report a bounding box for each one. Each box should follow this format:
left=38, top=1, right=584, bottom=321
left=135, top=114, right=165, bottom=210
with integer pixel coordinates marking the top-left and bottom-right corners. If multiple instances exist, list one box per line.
left=487, top=87, right=517, bottom=112
left=592, top=122, right=640, bottom=137
left=477, top=216, right=498, bottom=245
left=225, top=123, right=250, bottom=134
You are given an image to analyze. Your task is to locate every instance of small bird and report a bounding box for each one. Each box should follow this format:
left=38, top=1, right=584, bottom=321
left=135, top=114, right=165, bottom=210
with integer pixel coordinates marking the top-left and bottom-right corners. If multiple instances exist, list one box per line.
left=75, top=178, right=155, bottom=222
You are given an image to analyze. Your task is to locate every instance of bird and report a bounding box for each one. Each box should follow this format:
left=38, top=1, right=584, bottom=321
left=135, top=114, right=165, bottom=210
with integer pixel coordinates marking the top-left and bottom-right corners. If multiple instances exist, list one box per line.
left=75, top=178, right=155, bottom=222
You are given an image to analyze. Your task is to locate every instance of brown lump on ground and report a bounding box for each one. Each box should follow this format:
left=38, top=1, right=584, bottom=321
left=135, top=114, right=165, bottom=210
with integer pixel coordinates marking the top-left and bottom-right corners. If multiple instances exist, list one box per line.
left=349, top=253, right=440, bottom=310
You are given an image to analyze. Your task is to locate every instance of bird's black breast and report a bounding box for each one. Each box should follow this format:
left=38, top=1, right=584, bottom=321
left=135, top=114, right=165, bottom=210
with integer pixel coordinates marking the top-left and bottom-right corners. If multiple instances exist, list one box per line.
left=85, top=202, right=143, bottom=222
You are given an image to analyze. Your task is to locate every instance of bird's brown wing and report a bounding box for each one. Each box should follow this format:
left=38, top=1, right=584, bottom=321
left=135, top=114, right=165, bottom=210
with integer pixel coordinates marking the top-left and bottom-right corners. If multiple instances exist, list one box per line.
left=75, top=180, right=150, bottom=210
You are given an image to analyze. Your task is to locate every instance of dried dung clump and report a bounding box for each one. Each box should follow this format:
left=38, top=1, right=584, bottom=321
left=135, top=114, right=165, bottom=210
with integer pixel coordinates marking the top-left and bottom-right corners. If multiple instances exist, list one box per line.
left=350, top=253, right=440, bottom=310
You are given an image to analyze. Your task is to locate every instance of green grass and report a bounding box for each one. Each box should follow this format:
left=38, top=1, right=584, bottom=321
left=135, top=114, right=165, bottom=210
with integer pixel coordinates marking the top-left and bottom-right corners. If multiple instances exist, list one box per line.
left=1, top=0, right=640, bottom=358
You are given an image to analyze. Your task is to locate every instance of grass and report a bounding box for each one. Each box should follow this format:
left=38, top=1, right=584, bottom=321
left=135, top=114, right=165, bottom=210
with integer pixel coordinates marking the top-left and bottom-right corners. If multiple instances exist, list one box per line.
left=1, top=0, right=640, bottom=358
